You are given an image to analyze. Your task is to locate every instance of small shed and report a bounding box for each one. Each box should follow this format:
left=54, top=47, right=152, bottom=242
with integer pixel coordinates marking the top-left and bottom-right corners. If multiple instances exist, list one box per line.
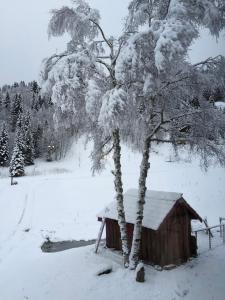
left=98, top=189, right=202, bottom=267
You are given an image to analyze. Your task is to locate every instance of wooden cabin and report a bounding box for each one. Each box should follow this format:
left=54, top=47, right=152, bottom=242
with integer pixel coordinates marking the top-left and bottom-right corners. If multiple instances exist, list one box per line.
left=98, top=189, right=202, bottom=267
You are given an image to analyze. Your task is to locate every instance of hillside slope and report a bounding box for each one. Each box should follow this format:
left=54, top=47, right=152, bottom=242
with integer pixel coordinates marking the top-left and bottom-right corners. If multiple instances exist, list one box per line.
left=0, top=141, right=224, bottom=299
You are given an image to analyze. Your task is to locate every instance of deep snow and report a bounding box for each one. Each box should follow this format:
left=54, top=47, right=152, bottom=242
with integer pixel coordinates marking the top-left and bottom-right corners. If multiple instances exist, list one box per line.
left=0, top=141, right=225, bottom=299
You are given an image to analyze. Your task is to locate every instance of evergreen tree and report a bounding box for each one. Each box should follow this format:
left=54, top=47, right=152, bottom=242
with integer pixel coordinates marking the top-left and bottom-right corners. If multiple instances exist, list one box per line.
left=14, top=115, right=26, bottom=156
left=33, top=125, right=43, bottom=158
left=31, top=81, right=40, bottom=94
left=13, top=82, right=19, bottom=88
left=11, top=94, right=23, bottom=131
left=20, top=81, right=26, bottom=88
left=9, top=144, right=25, bottom=177
left=0, top=124, right=9, bottom=167
left=23, top=113, right=35, bottom=165
left=0, top=78, right=77, bottom=164
left=31, top=94, right=36, bottom=110
left=4, top=92, right=10, bottom=110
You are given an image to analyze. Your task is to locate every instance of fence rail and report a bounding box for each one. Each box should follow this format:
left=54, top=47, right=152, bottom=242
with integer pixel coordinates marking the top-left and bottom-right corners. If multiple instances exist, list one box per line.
left=192, top=223, right=225, bottom=250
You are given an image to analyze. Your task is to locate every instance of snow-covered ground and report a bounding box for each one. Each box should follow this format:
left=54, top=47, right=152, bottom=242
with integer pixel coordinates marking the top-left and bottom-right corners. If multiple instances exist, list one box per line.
left=0, top=141, right=225, bottom=300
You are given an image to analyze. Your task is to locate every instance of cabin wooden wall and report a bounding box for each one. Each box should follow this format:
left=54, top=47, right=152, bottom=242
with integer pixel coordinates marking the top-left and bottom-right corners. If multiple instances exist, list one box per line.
left=106, top=219, right=122, bottom=250
left=158, top=205, right=192, bottom=266
left=105, top=203, right=197, bottom=266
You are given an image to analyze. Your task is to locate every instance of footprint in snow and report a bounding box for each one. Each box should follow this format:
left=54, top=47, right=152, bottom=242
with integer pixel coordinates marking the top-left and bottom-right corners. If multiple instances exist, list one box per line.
left=175, top=289, right=189, bottom=297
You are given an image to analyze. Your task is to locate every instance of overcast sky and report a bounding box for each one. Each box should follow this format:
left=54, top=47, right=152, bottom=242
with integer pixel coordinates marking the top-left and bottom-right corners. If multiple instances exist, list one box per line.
left=0, top=0, right=224, bottom=86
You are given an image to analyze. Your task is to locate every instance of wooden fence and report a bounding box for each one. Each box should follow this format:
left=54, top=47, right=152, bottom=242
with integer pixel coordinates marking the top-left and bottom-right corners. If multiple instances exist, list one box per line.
left=192, top=220, right=225, bottom=250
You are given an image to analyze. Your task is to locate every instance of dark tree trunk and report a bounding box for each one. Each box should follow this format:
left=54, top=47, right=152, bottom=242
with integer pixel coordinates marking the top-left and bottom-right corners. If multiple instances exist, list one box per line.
left=129, top=137, right=151, bottom=269
left=112, top=129, right=129, bottom=267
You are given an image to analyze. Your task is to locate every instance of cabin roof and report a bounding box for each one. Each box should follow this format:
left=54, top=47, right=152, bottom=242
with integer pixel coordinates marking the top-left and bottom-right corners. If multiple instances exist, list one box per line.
left=97, top=189, right=201, bottom=230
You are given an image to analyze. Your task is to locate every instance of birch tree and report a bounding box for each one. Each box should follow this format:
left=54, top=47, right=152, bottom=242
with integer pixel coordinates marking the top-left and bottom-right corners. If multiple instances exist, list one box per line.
left=117, top=0, right=225, bottom=269
left=40, top=0, right=130, bottom=266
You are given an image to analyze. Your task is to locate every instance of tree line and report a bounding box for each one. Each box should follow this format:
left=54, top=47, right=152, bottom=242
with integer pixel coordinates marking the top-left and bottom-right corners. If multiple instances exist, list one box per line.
left=0, top=81, right=75, bottom=176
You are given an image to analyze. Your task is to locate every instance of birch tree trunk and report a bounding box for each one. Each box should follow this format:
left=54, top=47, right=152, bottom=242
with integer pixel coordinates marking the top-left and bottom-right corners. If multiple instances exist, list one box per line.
left=129, top=137, right=151, bottom=269
left=112, top=129, right=129, bottom=267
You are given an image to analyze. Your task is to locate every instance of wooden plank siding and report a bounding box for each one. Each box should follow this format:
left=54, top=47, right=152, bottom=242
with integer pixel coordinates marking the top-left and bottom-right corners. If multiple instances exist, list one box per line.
left=104, top=202, right=198, bottom=267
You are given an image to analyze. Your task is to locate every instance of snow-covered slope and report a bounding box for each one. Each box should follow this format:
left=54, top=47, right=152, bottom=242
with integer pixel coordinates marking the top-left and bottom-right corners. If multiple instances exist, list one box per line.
left=0, top=140, right=225, bottom=299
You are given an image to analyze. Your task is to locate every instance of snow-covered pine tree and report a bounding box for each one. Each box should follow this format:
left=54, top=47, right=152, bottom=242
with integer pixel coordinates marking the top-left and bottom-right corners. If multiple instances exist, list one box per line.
left=117, top=0, right=225, bottom=269
left=14, top=114, right=26, bottom=157
left=0, top=80, right=64, bottom=161
left=9, top=144, right=25, bottom=177
left=31, top=81, right=40, bottom=94
left=23, top=113, right=35, bottom=165
left=0, top=123, right=9, bottom=167
left=41, top=0, right=130, bottom=266
left=10, top=114, right=26, bottom=177
left=11, top=94, right=23, bottom=132
left=4, top=92, right=10, bottom=110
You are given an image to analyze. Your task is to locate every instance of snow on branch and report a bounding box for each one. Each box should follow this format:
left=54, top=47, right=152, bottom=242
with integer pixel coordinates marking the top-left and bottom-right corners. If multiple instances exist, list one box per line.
left=48, top=1, right=100, bottom=43
left=98, top=88, right=127, bottom=136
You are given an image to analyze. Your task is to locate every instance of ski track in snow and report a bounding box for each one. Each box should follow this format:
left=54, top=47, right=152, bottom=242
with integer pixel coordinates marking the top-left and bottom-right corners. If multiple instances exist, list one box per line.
left=17, top=194, right=28, bottom=226
left=0, top=186, right=37, bottom=265
left=0, top=193, right=28, bottom=245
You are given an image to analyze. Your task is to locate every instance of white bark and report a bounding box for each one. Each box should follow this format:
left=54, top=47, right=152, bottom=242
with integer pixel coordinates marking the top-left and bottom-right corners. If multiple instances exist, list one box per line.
left=112, top=129, right=129, bottom=267
left=129, top=137, right=151, bottom=269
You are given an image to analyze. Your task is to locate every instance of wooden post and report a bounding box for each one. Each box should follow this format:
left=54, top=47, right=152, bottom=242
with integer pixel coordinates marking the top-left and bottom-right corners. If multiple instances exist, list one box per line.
left=219, top=217, right=222, bottom=238
left=11, top=176, right=13, bottom=186
left=204, top=217, right=208, bottom=235
left=203, top=218, right=213, bottom=237
left=195, top=231, right=198, bottom=243
left=223, top=225, right=225, bottom=244
left=95, top=218, right=106, bottom=254
left=209, top=232, right=212, bottom=250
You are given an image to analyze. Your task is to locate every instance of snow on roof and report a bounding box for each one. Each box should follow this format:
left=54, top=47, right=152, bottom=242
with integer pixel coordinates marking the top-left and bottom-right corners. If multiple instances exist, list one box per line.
left=98, top=189, right=183, bottom=230
left=215, top=101, right=225, bottom=109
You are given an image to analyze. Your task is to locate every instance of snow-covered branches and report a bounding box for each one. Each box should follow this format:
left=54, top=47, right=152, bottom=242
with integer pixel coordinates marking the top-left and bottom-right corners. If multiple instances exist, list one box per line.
left=48, top=1, right=100, bottom=43
left=125, top=0, right=225, bottom=72
left=40, top=47, right=100, bottom=133
left=182, top=0, right=225, bottom=37
left=85, top=79, right=104, bottom=123
left=98, top=88, right=127, bottom=136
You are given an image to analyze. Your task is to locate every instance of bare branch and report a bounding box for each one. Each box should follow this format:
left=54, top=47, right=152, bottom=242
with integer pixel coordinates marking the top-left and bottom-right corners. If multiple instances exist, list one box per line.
left=112, top=40, right=124, bottom=66
left=98, top=136, right=112, bottom=151
left=165, top=110, right=204, bottom=123
left=147, top=109, right=206, bottom=140
left=89, top=19, right=112, bottom=49
left=151, top=138, right=177, bottom=144
left=193, top=55, right=221, bottom=68
left=100, top=145, right=114, bottom=160
left=160, top=75, right=190, bottom=91
left=162, top=0, right=171, bottom=19
left=45, top=52, right=70, bottom=66
left=96, top=59, right=112, bottom=73
left=97, top=56, right=111, bottom=59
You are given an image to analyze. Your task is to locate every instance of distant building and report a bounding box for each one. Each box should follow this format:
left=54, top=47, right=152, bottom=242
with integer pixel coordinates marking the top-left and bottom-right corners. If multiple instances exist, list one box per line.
left=98, top=189, right=202, bottom=267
